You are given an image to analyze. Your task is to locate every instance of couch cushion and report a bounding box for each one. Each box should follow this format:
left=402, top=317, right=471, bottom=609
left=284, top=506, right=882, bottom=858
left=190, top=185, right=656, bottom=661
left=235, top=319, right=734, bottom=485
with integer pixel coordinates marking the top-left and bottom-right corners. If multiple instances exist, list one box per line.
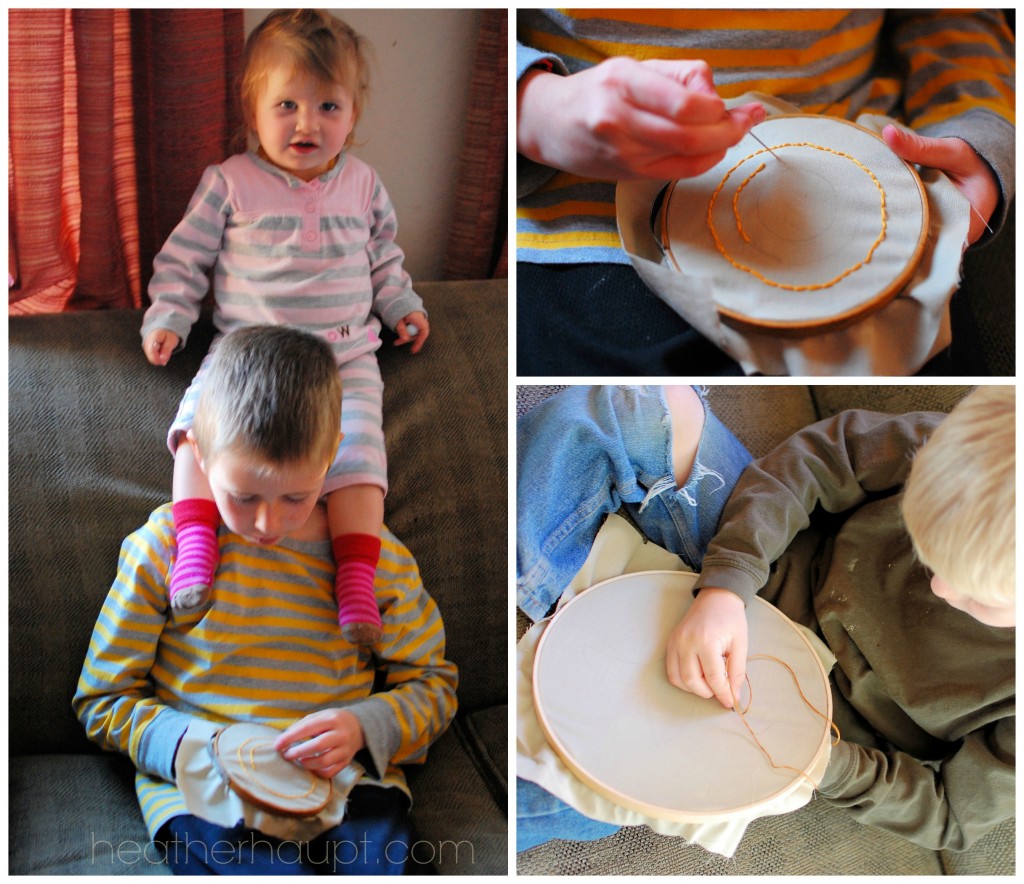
left=9, top=754, right=170, bottom=875
left=9, top=311, right=213, bottom=755
left=809, top=384, right=973, bottom=419
left=703, top=385, right=819, bottom=459
left=405, top=718, right=508, bottom=875
left=516, top=796, right=944, bottom=875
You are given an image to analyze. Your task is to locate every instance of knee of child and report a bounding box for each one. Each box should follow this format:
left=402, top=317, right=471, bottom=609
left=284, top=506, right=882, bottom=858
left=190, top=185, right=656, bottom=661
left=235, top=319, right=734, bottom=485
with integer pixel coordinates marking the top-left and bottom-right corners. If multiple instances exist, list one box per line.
left=663, top=385, right=705, bottom=488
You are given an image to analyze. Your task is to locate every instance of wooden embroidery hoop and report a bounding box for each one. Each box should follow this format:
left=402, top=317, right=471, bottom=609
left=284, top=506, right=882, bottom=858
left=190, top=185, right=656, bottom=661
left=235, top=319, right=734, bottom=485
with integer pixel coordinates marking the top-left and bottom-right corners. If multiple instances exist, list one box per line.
left=532, top=571, right=833, bottom=823
left=211, top=722, right=333, bottom=818
left=659, top=114, right=929, bottom=335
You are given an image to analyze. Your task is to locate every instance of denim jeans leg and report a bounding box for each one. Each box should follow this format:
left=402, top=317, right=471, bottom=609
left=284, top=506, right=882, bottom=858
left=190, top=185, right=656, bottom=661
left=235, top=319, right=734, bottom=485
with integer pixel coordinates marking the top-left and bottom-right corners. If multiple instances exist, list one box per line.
left=625, top=389, right=752, bottom=568
left=517, top=386, right=751, bottom=621
left=516, top=777, right=618, bottom=852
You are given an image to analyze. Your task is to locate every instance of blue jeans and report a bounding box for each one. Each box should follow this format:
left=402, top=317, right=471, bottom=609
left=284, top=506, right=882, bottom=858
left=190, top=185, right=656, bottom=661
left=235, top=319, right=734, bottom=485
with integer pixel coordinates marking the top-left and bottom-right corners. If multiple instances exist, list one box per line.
left=516, top=386, right=751, bottom=851
left=517, top=385, right=752, bottom=621
left=517, top=777, right=619, bottom=853
left=156, top=786, right=424, bottom=875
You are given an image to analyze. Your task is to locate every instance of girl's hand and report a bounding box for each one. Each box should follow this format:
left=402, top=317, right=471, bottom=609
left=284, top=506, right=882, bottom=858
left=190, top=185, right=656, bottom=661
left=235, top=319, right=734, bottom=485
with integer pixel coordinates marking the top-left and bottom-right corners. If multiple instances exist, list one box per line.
left=517, top=57, right=765, bottom=181
left=665, top=587, right=748, bottom=709
left=274, top=709, right=365, bottom=780
left=394, top=311, right=429, bottom=354
left=143, top=328, right=180, bottom=366
left=882, top=124, right=999, bottom=245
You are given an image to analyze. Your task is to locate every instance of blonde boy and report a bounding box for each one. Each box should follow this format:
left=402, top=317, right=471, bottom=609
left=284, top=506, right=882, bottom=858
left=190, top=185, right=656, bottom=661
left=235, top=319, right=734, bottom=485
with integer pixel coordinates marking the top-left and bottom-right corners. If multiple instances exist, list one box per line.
left=667, top=386, right=1014, bottom=851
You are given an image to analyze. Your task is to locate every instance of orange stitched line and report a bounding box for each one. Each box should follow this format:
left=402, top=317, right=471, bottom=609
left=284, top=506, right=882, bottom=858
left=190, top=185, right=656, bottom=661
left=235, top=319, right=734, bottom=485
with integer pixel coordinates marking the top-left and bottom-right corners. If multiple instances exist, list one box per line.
left=235, top=737, right=320, bottom=801
left=729, top=653, right=841, bottom=789
left=708, top=142, right=888, bottom=291
left=732, top=162, right=766, bottom=243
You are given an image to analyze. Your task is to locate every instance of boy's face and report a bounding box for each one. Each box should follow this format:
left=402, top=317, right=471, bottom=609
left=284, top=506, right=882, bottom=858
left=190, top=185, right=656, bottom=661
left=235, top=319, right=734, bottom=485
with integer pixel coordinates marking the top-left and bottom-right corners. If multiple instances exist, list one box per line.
left=929, top=574, right=1015, bottom=628
left=200, top=446, right=330, bottom=547
left=254, top=62, right=355, bottom=181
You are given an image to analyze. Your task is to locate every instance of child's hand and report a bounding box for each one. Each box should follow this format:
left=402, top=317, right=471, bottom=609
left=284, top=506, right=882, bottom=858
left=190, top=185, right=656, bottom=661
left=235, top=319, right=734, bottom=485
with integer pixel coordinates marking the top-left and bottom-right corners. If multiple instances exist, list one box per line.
left=518, top=57, right=765, bottom=181
left=665, top=587, right=748, bottom=709
left=274, top=709, right=366, bottom=780
left=143, top=328, right=180, bottom=366
left=394, top=311, right=430, bottom=354
left=881, top=125, right=998, bottom=245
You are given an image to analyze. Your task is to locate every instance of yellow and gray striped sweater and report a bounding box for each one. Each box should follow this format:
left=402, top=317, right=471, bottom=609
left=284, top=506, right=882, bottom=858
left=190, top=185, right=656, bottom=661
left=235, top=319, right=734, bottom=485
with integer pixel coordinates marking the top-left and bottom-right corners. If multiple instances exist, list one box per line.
left=74, top=504, right=458, bottom=839
left=517, top=9, right=1015, bottom=263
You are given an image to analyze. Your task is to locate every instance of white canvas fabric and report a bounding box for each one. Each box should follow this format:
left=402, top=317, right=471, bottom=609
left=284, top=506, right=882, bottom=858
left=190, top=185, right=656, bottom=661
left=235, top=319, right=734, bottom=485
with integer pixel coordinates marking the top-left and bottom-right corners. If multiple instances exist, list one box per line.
left=617, top=95, right=970, bottom=375
left=517, top=515, right=836, bottom=857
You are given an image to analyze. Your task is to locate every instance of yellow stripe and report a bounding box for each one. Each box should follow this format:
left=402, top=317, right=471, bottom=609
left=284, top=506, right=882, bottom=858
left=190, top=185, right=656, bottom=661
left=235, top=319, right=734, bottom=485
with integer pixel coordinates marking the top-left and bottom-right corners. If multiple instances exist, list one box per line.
left=518, top=200, right=618, bottom=222
left=911, top=95, right=1015, bottom=128
left=901, top=26, right=1014, bottom=58
left=518, top=231, right=623, bottom=249
left=905, top=65, right=1015, bottom=114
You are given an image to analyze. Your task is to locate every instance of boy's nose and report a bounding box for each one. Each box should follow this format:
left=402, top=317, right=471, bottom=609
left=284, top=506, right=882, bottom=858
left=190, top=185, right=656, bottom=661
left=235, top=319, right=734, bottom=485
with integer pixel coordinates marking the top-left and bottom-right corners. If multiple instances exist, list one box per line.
left=254, top=504, right=281, bottom=535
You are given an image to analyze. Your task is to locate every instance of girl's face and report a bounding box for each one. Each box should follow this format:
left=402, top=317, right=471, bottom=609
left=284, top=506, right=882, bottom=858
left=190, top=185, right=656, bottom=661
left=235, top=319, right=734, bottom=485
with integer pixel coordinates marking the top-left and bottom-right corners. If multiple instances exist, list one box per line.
left=253, top=63, right=356, bottom=181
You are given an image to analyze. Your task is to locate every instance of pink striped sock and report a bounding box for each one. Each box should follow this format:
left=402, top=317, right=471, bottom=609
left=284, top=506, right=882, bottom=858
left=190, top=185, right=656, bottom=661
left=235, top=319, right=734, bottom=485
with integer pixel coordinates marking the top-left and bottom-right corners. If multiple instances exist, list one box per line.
left=171, top=498, right=220, bottom=610
left=332, top=533, right=383, bottom=645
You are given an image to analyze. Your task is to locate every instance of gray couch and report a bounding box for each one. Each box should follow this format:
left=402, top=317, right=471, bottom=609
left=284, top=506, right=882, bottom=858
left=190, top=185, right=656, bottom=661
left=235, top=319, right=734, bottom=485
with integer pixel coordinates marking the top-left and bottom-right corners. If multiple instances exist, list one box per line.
left=516, top=383, right=1014, bottom=876
left=9, top=279, right=508, bottom=875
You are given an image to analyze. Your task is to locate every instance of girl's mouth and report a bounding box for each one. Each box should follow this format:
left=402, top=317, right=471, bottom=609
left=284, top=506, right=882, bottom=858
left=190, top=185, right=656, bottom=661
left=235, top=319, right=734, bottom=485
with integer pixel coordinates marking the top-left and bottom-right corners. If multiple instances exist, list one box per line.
left=291, top=142, right=317, bottom=154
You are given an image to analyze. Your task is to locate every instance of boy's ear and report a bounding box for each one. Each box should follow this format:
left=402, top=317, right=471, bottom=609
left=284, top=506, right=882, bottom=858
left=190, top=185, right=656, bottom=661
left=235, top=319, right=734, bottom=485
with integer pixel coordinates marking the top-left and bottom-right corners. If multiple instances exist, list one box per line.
left=186, top=430, right=207, bottom=475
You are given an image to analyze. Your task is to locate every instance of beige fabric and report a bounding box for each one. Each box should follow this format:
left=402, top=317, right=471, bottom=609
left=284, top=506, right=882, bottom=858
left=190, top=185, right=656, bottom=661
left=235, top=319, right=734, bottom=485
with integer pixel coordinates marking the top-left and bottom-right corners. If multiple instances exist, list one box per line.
left=663, top=115, right=926, bottom=325
left=517, top=515, right=836, bottom=857
left=175, top=719, right=362, bottom=841
left=616, top=94, right=971, bottom=376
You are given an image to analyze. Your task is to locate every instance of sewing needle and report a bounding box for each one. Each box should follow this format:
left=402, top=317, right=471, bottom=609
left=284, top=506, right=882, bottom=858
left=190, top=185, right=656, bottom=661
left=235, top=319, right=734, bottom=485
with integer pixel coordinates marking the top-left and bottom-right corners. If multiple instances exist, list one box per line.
left=748, top=130, right=781, bottom=162
left=969, top=202, right=994, bottom=235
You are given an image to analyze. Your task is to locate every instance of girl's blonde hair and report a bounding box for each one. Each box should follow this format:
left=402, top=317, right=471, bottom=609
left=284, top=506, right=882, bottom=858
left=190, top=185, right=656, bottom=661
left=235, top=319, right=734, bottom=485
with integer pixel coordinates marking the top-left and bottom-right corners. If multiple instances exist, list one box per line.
left=902, top=386, right=1015, bottom=606
left=192, top=325, right=342, bottom=474
left=238, top=9, right=370, bottom=149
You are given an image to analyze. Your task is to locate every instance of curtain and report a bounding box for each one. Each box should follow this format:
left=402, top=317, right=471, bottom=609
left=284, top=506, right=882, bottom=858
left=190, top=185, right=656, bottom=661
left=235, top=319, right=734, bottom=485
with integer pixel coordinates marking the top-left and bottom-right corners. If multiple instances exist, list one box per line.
left=130, top=10, right=244, bottom=299
left=8, top=9, right=243, bottom=314
left=9, top=9, right=138, bottom=313
left=442, top=10, right=508, bottom=280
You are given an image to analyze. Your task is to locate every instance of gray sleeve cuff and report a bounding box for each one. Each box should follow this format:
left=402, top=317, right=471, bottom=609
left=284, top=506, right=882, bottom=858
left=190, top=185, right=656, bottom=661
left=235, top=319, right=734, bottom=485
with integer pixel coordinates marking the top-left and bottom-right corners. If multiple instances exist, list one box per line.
left=136, top=707, right=198, bottom=782
left=347, top=698, right=402, bottom=781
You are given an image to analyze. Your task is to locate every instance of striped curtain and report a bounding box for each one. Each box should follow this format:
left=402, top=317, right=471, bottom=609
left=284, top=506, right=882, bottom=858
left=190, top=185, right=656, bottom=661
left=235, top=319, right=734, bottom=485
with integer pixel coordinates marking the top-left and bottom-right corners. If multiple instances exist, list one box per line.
left=8, top=9, right=243, bottom=314
left=442, top=10, right=508, bottom=280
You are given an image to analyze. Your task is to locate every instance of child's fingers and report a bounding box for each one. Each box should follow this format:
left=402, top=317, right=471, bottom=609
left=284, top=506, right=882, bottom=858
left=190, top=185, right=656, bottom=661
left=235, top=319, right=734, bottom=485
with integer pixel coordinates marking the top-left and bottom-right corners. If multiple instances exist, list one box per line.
left=699, top=650, right=737, bottom=709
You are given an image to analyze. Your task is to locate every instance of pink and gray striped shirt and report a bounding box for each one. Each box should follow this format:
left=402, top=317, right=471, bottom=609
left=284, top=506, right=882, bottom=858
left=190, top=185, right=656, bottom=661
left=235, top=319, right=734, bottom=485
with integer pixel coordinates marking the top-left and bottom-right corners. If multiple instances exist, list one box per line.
left=142, top=150, right=423, bottom=366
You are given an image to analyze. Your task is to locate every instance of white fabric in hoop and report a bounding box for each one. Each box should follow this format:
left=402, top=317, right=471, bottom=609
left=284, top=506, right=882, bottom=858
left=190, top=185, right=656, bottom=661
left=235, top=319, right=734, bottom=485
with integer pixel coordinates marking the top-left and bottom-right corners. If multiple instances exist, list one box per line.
left=662, top=115, right=928, bottom=328
left=517, top=514, right=836, bottom=857
left=615, top=94, right=971, bottom=376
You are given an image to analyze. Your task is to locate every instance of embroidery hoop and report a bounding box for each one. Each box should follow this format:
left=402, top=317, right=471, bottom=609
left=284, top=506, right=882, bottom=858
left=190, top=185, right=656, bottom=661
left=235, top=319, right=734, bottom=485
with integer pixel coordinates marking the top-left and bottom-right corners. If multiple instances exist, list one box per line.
left=211, top=722, right=333, bottom=818
left=532, top=570, right=833, bottom=823
left=660, top=115, right=929, bottom=334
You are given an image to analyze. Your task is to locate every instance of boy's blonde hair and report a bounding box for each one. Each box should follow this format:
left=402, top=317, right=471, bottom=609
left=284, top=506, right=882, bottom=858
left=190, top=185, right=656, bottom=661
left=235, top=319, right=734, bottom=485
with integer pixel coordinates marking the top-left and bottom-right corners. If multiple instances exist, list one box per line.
left=239, top=9, right=370, bottom=148
left=902, top=386, right=1015, bottom=606
left=192, top=325, right=341, bottom=473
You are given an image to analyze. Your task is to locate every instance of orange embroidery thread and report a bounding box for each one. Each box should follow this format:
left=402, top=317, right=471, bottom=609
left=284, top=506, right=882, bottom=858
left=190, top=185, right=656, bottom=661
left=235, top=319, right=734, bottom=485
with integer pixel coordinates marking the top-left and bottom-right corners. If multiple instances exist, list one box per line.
left=730, top=654, right=841, bottom=789
left=235, top=737, right=321, bottom=801
left=708, top=143, right=888, bottom=292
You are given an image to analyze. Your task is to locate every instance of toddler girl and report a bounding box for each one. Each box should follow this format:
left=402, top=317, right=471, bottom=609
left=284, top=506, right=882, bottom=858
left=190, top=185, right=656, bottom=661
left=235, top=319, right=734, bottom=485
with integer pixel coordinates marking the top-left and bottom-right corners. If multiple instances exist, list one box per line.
left=141, top=10, right=428, bottom=645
